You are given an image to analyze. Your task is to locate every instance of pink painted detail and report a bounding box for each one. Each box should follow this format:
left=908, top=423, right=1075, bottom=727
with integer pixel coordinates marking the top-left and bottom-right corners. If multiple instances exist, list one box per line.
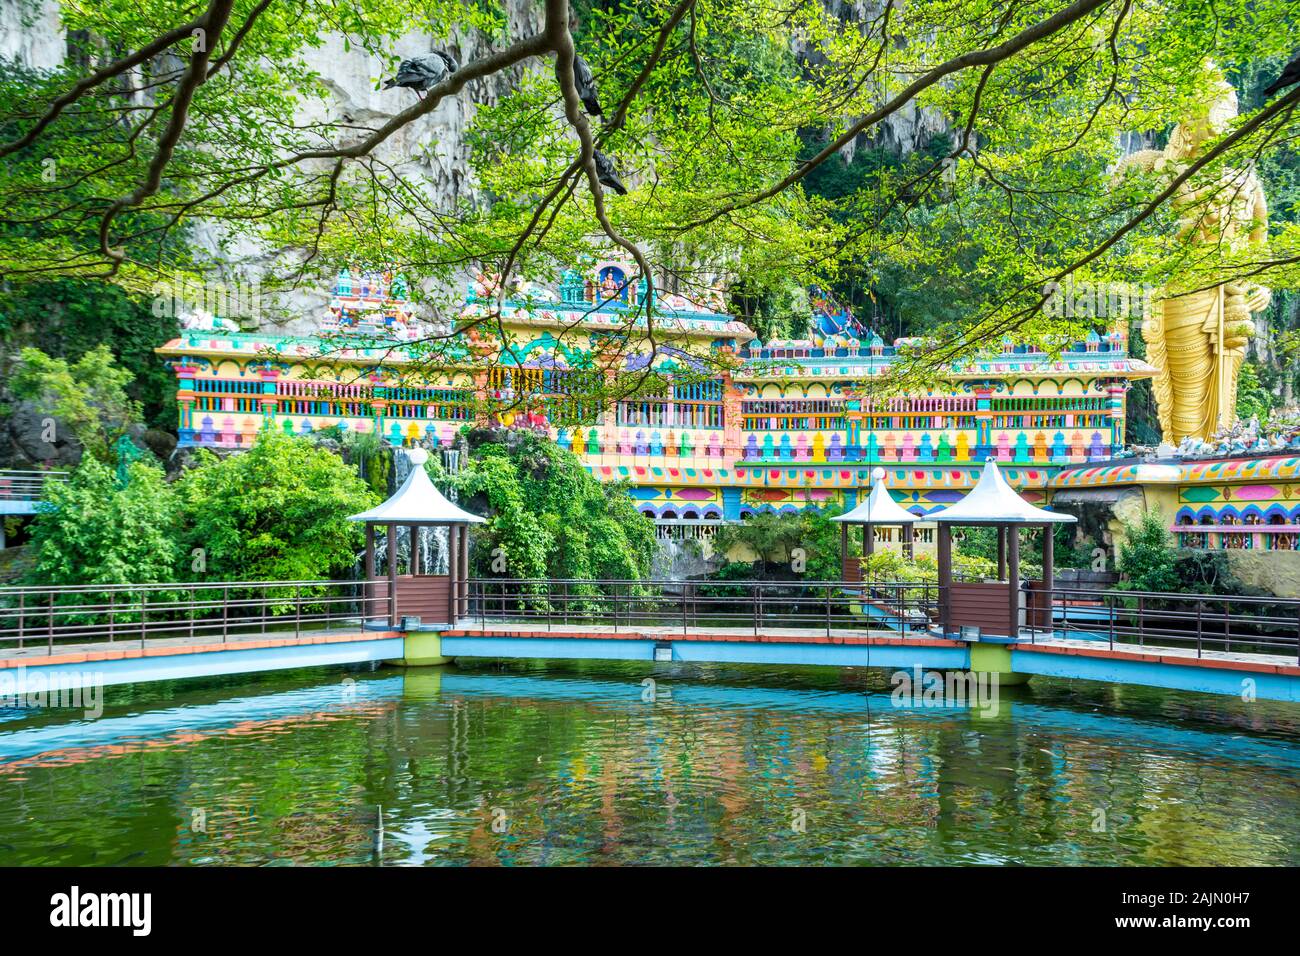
left=673, top=488, right=715, bottom=501
left=901, top=433, right=915, bottom=462
left=1231, top=485, right=1280, bottom=501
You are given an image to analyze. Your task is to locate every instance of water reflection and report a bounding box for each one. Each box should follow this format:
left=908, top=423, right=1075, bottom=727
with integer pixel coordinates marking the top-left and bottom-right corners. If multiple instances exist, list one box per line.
left=0, top=661, right=1297, bottom=866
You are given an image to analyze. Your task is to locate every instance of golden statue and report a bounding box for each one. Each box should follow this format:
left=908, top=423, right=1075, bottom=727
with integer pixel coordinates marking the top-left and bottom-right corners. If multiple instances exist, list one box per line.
left=1118, top=68, right=1271, bottom=443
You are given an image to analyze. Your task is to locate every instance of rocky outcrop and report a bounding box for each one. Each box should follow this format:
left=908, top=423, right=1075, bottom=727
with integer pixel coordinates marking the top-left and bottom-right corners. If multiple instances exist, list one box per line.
left=0, top=0, right=63, bottom=70
left=0, top=401, right=82, bottom=469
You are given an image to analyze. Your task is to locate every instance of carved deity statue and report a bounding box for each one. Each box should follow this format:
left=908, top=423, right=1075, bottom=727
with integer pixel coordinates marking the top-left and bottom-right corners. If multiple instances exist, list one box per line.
left=1118, top=68, right=1271, bottom=443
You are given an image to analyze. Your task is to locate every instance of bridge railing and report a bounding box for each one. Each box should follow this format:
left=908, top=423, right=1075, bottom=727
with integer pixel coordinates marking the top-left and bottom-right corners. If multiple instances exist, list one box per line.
left=0, top=580, right=388, bottom=655
left=1027, top=585, right=1300, bottom=662
left=466, top=577, right=941, bottom=637
left=0, top=469, right=69, bottom=501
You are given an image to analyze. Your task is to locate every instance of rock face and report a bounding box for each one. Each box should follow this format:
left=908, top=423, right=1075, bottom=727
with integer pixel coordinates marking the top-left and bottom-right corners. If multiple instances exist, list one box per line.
left=0, top=401, right=82, bottom=469
left=0, top=0, right=63, bottom=70
left=5, top=0, right=546, bottom=336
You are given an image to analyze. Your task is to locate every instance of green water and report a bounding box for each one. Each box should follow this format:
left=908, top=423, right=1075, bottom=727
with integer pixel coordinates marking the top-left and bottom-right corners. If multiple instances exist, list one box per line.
left=0, top=661, right=1297, bottom=865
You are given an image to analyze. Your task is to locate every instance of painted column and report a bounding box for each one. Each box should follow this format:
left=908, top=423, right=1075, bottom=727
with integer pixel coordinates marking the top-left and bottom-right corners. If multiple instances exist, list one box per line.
left=1106, top=380, right=1126, bottom=453
left=372, top=383, right=389, bottom=443
left=722, top=486, right=742, bottom=521
left=472, top=369, right=490, bottom=427
left=845, top=398, right=863, bottom=461
left=721, top=372, right=743, bottom=467
left=258, top=367, right=281, bottom=431
left=974, top=384, right=994, bottom=460
left=175, top=366, right=197, bottom=447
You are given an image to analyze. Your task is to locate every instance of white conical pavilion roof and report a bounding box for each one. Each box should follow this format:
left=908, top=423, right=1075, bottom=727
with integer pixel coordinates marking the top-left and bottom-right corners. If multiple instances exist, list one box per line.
left=348, top=448, right=485, bottom=524
left=929, top=458, right=1076, bottom=524
left=831, top=469, right=917, bottom=525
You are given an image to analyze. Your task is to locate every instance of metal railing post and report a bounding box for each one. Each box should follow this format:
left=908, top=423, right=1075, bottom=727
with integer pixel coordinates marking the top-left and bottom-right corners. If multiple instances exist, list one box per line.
left=223, top=585, right=229, bottom=643
left=1137, top=596, right=1144, bottom=647
left=140, top=590, right=147, bottom=649
left=294, top=585, right=301, bottom=640
left=48, top=591, right=54, bottom=654
left=826, top=583, right=832, bottom=637
left=17, top=592, right=24, bottom=650
left=1223, top=600, right=1230, bottom=654
left=1108, top=594, right=1115, bottom=651
left=682, top=583, right=689, bottom=637
left=1196, top=600, right=1203, bottom=658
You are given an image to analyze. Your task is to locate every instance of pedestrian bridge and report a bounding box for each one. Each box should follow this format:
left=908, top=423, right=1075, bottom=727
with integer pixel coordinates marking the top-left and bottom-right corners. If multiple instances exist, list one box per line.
left=0, top=577, right=1297, bottom=702
left=0, top=470, right=67, bottom=547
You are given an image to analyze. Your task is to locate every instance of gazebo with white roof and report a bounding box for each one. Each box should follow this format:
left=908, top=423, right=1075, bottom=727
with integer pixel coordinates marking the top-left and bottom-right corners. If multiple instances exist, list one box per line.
left=348, top=447, right=485, bottom=629
left=928, top=458, right=1076, bottom=639
left=831, top=467, right=918, bottom=583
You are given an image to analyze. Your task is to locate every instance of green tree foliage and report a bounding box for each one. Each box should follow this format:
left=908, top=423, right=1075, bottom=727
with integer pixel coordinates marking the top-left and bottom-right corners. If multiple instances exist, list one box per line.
left=712, top=509, right=846, bottom=579
left=5, top=0, right=1299, bottom=396
left=8, top=345, right=140, bottom=463
left=0, top=280, right=178, bottom=428
left=861, top=548, right=996, bottom=591
left=1116, top=510, right=1179, bottom=593
left=1235, top=360, right=1275, bottom=422
left=447, top=430, right=656, bottom=584
left=177, top=430, right=377, bottom=581
left=25, top=457, right=179, bottom=586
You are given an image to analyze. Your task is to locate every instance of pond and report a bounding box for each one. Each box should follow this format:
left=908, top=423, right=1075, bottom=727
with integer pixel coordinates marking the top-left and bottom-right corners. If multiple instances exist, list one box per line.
left=0, top=661, right=1297, bottom=865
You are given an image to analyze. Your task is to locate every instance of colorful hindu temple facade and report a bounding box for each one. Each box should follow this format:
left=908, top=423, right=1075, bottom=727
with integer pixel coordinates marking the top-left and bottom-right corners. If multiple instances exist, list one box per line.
left=156, top=264, right=1158, bottom=530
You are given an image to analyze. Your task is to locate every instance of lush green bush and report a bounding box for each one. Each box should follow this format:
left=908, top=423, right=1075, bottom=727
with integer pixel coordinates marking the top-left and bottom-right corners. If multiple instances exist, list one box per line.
left=712, top=508, right=855, bottom=580
left=446, top=430, right=656, bottom=585
left=1116, top=510, right=1179, bottom=593
left=24, top=457, right=179, bottom=586
left=8, top=345, right=139, bottom=463
left=177, top=430, right=377, bottom=582
left=861, top=549, right=998, bottom=597
left=0, top=280, right=178, bottom=429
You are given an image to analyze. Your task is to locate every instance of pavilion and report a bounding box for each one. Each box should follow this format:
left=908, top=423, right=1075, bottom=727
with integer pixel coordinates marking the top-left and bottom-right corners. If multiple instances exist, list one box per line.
left=927, top=458, right=1076, bottom=640
left=348, top=447, right=485, bottom=634
left=832, top=467, right=918, bottom=584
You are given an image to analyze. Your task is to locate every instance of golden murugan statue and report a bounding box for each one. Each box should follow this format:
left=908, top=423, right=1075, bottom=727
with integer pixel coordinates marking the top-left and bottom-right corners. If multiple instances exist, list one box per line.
left=1118, top=68, right=1271, bottom=443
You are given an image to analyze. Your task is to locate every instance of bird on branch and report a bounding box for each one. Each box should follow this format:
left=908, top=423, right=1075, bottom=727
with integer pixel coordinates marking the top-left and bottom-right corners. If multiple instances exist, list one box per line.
left=384, top=51, right=459, bottom=97
left=573, top=54, right=603, bottom=119
left=593, top=150, right=627, bottom=195
left=1263, top=53, right=1300, bottom=97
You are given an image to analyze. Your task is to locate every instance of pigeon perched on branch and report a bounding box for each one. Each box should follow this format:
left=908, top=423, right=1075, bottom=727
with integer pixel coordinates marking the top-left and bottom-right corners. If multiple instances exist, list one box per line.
left=384, top=51, right=459, bottom=96
left=593, top=150, right=627, bottom=195
left=1263, top=53, right=1300, bottom=97
left=573, top=54, right=603, bottom=118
